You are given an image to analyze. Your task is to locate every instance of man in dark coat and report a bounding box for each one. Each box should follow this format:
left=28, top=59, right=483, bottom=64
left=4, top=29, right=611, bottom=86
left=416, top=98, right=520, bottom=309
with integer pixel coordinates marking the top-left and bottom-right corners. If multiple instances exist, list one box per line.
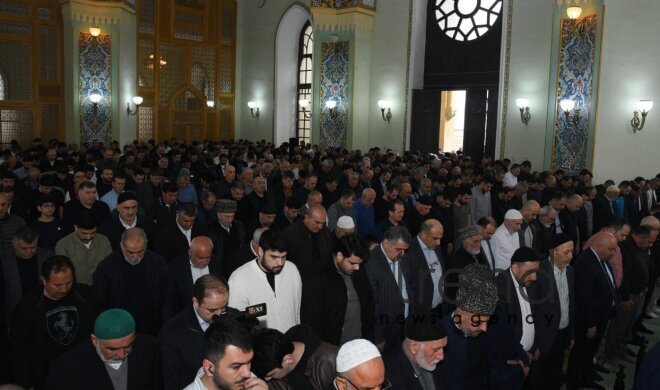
left=384, top=314, right=447, bottom=389
left=154, top=202, right=207, bottom=262
left=559, top=194, right=584, bottom=254
left=592, top=186, right=619, bottom=233
left=46, top=309, right=161, bottom=390
left=97, top=191, right=156, bottom=251
left=10, top=255, right=95, bottom=390
left=446, top=226, right=489, bottom=309
left=160, top=274, right=234, bottom=390
left=304, top=234, right=375, bottom=346
left=364, top=225, right=414, bottom=352
left=207, top=199, right=246, bottom=274
left=225, top=227, right=264, bottom=280
left=528, top=233, right=575, bottom=390
left=567, top=232, right=618, bottom=389
left=166, top=236, right=223, bottom=315
left=149, top=181, right=179, bottom=229
left=283, top=205, right=334, bottom=324
left=62, top=180, right=110, bottom=234
left=92, top=227, right=171, bottom=335
left=404, top=219, right=447, bottom=317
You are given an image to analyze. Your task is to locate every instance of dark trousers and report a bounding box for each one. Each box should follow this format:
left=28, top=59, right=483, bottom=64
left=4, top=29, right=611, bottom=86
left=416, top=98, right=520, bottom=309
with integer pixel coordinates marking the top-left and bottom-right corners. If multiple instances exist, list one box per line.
left=528, top=327, right=571, bottom=390
left=567, top=320, right=607, bottom=386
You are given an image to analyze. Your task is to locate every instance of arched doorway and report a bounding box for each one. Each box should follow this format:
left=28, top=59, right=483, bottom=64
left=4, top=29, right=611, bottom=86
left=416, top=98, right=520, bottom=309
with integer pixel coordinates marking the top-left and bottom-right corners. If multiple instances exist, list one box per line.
left=168, top=88, right=207, bottom=142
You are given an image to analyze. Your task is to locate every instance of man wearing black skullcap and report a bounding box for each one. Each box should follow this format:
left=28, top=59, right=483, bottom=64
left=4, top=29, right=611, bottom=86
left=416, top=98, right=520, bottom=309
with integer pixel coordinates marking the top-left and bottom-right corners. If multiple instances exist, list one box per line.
left=384, top=314, right=447, bottom=389
left=495, top=247, right=541, bottom=363
left=98, top=191, right=156, bottom=251
left=245, top=202, right=278, bottom=243
left=528, top=233, right=575, bottom=390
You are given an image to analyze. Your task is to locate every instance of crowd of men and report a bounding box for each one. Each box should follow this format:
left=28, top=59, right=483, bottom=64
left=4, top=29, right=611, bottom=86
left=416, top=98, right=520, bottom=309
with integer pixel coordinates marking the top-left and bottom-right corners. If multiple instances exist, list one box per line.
left=1, top=136, right=660, bottom=390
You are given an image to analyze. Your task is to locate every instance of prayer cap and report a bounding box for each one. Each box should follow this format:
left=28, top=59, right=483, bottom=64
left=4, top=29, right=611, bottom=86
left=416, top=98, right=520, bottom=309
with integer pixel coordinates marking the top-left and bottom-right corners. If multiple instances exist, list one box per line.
left=117, top=191, right=137, bottom=205
left=336, top=339, right=381, bottom=373
left=405, top=314, right=448, bottom=342
left=337, top=216, right=355, bottom=229
left=550, top=233, right=573, bottom=249
left=94, top=309, right=135, bottom=340
left=458, top=225, right=481, bottom=241
left=504, top=209, right=523, bottom=220
left=456, top=263, right=497, bottom=315
left=217, top=199, right=237, bottom=213
left=511, top=247, right=540, bottom=263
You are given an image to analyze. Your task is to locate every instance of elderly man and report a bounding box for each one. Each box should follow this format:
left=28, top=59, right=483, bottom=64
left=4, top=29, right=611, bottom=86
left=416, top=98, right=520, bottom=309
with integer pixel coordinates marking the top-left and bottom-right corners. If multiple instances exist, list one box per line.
left=1, top=225, right=54, bottom=316
left=161, top=275, right=240, bottom=390
left=559, top=194, right=585, bottom=253
left=284, top=205, right=333, bottom=322
left=491, top=209, right=524, bottom=271
left=46, top=309, right=160, bottom=389
left=245, top=202, right=277, bottom=243
left=251, top=325, right=338, bottom=389
left=407, top=194, right=435, bottom=237
left=519, top=200, right=541, bottom=249
left=384, top=315, right=448, bottom=389
left=229, top=229, right=302, bottom=332
left=332, top=215, right=355, bottom=246
left=529, top=234, right=575, bottom=390
left=327, top=189, right=356, bottom=231
left=10, top=255, right=95, bottom=390
left=593, top=185, right=620, bottom=233
left=166, top=236, right=223, bottom=314
left=184, top=317, right=268, bottom=390
left=55, top=209, right=112, bottom=285
left=334, top=339, right=386, bottom=390
left=567, top=232, right=618, bottom=389
left=226, top=227, right=268, bottom=279
left=154, top=202, right=207, bottom=263
left=237, top=176, right=268, bottom=225
left=530, top=205, right=558, bottom=258
left=478, top=216, right=498, bottom=271
left=365, top=226, right=413, bottom=351
left=354, top=188, right=378, bottom=238
left=93, top=228, right=171, bottom=335
left=98, top=191, right=156, bottom=251
left=404, top=219, right=447, bottom=316
left=208, top=199, right=246, bottom=272
left=442, top=264, right=500, bottom=389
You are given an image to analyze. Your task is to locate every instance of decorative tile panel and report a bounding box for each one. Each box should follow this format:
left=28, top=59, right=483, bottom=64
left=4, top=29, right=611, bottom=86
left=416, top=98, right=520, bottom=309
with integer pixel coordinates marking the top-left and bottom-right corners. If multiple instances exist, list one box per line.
left=138, top=106, right=153, bottom=141
left=320, top=41, right=349, bottom=148
left=79, top=32, right=112, bottom=143
left=552, top=15, right=597, bottom=175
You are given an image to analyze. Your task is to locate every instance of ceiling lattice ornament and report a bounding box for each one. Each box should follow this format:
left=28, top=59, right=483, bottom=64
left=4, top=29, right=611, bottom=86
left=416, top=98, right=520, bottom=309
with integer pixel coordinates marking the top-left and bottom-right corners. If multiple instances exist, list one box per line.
left=435, top=0, right=503, bottom=42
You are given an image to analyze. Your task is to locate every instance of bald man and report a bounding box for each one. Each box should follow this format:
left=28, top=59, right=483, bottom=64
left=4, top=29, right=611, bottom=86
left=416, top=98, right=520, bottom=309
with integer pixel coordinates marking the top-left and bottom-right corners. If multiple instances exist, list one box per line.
left=559, top=194, right=585, bottom=254
left=404, top=219, right=447, bottom=316
left=354, top=188, right=378, bottom=238
left=567, top=232, right=618, bottom=389
left=166, top=236, right=224, bottom=314
left=520, top=200, right=541, bottom=249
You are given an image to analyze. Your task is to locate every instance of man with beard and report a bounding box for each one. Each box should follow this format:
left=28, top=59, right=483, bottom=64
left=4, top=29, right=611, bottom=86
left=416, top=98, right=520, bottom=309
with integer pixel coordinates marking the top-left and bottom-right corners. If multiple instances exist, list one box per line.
left=384, top=315, right=448, bottom=389
left=208, top=199, right=246, bottom=277
left=46, top=309, right=160, bottom=389
left=184, top=317, right=267, bottom=390
left=10, top=255, right=95, bottom=390
left=228, top=229, right=302, bottom=332
left=441, top=264, right=499, bottom=389
left=92, top=228, right=171, bottom=335
left=97, top=191, right=156, bottom=251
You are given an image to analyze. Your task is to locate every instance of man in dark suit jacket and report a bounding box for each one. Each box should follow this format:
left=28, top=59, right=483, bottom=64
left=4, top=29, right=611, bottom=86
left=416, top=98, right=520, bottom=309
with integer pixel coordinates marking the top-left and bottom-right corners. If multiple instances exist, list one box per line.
left=384, top=315, right=447, bottom=390
left=154, top=202, right=207, bottom=263
left=567, top=232, right=618, bottom=389
left=446, top=226, right=489, bottom=310
left=592, top=187, right=618, bottom=233
left=207, top=199, right=246, bottom=270
left=404, top=219, right=447, bottom=317
left=283, top=205, right=334, bottom=325
left=365, top=225, right=414, bottom=352
left=559, top=194, right=584, bottom=254
left=528, top=233, right=575, bottom=390
left=304, top=234, right=375, bottom=346
left=97, top=191, right=156, bottom=251
left=166, top=236, right=224, bottom=315
left=160, top=274, right=235, bottom=390
left=149, top=181, right=179, bottom=229
left=494, top=247, right=542, bottom=378
left=46, top=309, right=161, bottom=390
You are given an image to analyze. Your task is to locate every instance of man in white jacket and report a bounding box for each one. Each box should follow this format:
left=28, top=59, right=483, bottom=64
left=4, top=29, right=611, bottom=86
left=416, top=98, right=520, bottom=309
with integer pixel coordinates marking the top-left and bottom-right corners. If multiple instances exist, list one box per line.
left=228, top=229, right=302, bottom=332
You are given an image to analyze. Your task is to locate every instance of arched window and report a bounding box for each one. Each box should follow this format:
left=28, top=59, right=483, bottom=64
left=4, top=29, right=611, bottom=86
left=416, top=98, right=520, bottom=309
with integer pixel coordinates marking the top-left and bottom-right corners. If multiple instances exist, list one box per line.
left=296, top=22, right=313, bottom=145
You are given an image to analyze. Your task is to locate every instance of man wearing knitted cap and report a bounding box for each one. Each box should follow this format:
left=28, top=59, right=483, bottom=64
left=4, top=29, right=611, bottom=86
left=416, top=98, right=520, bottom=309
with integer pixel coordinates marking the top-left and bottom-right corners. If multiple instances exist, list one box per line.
left=384, top=314, right=448, bottom=389
left=529, top=233, right=575, bottom=390
left=46, top=308, right=160, bottom=389
left=445, top=225, right=488, bottom=310
left=334, top=339, right=386, bottom=390
left=491, top=209, right=524, bottom=271
left=441, top=263, right=498, bottom=389
left=208, top=199, right=246, bottom=275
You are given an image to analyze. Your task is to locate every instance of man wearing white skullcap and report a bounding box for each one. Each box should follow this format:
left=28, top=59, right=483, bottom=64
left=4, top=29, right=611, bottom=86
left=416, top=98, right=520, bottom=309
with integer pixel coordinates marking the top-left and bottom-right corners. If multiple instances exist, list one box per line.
left=490, top=209, right=523, bottom=271
left=334, top=339, right=386, bottom=390
left=335, top=215, right=356, bottom=241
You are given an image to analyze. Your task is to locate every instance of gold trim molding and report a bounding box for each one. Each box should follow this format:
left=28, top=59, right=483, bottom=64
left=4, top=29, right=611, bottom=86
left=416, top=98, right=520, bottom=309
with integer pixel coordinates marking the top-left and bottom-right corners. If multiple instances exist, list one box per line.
left=59, top=0, right=136, bottom=26
left=311, top=7, right=376, bottom=33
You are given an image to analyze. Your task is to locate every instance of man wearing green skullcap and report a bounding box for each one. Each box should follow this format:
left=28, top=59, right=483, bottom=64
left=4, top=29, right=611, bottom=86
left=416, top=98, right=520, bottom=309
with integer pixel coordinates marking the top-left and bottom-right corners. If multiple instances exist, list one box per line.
left=45, top=308, right=161, bottom=389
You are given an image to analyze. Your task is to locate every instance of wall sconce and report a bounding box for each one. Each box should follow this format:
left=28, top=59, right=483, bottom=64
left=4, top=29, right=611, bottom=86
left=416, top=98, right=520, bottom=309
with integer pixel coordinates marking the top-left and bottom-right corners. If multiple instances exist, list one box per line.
left=326, top=100, right=337, bottom=118
left=516, top=98, right=531, bottom=125
left=247, top=101, right=260, bottom=119
left=89, top=93, right=102, bottom=118
left=207, top=100, right=215, bottom=109
left=89, top=26, right=101, bottom=37
left=631, top=99, right=653, bottom=133
left=566, top=6, right=582, bottom=20
left=299, top=99, right=312, bottom=118
left=126, top=96, right=143, bottom=116
left=377, top=100, right=392, bottom=123
left=559, top=99, right=581, bottom=130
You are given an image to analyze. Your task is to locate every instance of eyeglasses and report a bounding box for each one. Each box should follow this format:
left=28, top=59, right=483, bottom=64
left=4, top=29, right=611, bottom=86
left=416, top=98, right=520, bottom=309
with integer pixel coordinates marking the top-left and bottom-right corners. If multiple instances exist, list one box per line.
left=341, top=377, right=392, bottom=390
